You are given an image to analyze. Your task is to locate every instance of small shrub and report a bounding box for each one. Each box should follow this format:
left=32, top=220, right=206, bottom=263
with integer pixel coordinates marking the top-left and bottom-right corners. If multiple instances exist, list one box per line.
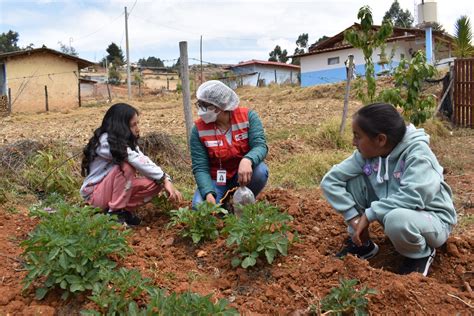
left=24, top=147, right=81, bottom=200
left=168, top=203, right=227, bottom=243
left=222, top=202, right=294, bottom=268
left=21, top=203, right=131, bottom=300
left=320, top=279, right=377, bottom=315
left=82, top=268, right=151, bottom=316
left=314, top=118, right=352, bottom=150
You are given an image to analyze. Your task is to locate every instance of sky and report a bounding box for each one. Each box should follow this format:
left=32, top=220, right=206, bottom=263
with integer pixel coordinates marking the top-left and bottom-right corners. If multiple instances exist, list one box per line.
left=1, top=0, right=473, bottom=66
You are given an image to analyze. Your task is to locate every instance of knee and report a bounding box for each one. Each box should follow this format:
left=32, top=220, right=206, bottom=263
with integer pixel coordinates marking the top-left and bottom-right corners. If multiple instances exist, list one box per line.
left=253, top=162, right=269, bottom=180
left=383, top=209, right=412, bottom=237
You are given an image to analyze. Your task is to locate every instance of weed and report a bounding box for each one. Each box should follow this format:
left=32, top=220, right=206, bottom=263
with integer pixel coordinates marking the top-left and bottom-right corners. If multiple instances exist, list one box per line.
left=320, top=279, right=377, bottom=315
left=24, top=147, right=81, bottom=200
left=21, top=202, right=130, bottom=300
left=168, top=203, right=227, bottom=244
left=222, top=202, right=294, bottom=269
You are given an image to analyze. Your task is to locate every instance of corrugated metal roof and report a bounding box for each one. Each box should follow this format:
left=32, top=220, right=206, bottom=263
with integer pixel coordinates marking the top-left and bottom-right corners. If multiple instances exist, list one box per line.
left=0, top=47, right=95, bottom=69
left=227, top=59, right=300, bottom=70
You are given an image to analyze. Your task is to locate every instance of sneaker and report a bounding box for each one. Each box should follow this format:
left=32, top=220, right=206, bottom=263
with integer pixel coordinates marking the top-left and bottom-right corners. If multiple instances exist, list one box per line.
left=108, top=210, right=141, bottom=226
left=336, top=237, right=379, bottom=259
left=399, top=248, right=436, bottom=277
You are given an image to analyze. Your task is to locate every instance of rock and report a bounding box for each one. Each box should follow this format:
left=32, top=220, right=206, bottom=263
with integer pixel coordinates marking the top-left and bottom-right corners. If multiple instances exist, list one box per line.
left=162, top=237, right=174, bottom=246
left=0, top=289, right=16, bottom=306
left=196, top=250, right=207, bottom=258
left=446, top=243, right=460, bottom=257
left=312, top=226, right=320, bottom=233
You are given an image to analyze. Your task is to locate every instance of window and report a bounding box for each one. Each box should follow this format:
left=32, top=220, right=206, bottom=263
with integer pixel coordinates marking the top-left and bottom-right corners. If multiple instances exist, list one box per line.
left=328, top=57, right=340, bottom=65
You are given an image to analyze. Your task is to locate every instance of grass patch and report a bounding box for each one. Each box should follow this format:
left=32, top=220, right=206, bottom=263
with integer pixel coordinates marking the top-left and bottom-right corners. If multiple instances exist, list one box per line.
left=269, top=150, right=351, bottom=189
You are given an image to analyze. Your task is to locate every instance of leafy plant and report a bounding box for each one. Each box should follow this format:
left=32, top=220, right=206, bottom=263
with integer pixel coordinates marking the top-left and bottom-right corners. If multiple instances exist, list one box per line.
left=222, top=202, right=294, bottom=269
left=379, top=51, right=436, bottom=125
left=24, top=147, right=81, bottom=199
left=82, top=268, right=151, bottom=316
left=344, top=6, right=393, bottom=103
left=142, top=288, right=239, bottom=316
left=21, top=203, right=130, bottom=300
left=320, top=279, right=377, bottom=316
left=453, top=15, right=474, bottom=58
left=168, top=202, right=227, bottom=243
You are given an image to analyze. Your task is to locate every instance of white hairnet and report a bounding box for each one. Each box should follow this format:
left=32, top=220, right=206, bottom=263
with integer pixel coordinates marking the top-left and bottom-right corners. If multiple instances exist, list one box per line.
left=196, top=80, right=240, bottom=111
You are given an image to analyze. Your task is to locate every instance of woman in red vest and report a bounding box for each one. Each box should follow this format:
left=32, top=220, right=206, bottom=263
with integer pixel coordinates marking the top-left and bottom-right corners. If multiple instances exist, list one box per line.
left=190, top=80, right=268, bottom=208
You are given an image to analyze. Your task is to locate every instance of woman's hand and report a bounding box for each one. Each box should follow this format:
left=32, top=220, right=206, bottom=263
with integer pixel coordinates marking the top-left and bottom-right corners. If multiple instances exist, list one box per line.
left=163, top=179, right=182, bottom=202
left=206, top=193, right=216, bottom=204
left=352, top=214, right=370, bottom=247
left=238, top=158, right=253, bottom=186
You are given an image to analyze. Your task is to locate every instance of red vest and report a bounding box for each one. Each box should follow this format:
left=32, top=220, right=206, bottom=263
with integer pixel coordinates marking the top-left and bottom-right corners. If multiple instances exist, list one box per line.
left=195, top=107, right=250, bottom=180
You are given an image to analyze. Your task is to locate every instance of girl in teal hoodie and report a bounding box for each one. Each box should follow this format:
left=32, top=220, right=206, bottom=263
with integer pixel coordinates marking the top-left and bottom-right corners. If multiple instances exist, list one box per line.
left=321, top=103, right=456, bottom=276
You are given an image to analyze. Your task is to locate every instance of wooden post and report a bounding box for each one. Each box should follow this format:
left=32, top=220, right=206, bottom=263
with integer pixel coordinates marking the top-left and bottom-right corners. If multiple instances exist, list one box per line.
left=44, top=85, right=49, bottom=111
left=256, top=72, right=260, bottom=87
left=274, top=70, right=277, bottom=84
left=179, top=41, right=193, bottom=148
left=340, top=55, right=354, bottom=135
left=167, top=76, right=170, bottom=90
left=77, top=67, right=81, bottom=107
left=106, top=81, right=112, bottom=102
left=138, top=70, right=142, bottom=97
left=7, top=88, right=12, bottom=114
left=290, top=71, right=293, bottom=85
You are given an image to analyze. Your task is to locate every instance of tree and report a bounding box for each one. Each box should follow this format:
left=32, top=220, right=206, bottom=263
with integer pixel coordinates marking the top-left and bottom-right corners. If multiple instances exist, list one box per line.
left=383, top=0, right=414, bottom=28
left=345, top=6, right=393, bottom=103
left=453, top=15, right=474, bottom=57
left=268, top=45, right=288, bottom=63
left=0, top=30, right=20, bottom=53
left=291, top=33, right=309, bottom=65
left=314, top=35, right=329, bottom=46
left=58, top=41, right=78, bottom=56
left=105, top=42, right=124, bottom=66
left=138, top=56, right=164, bottom=67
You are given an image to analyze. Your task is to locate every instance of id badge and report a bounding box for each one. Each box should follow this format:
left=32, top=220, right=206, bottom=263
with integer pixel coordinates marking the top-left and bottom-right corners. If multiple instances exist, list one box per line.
left=216, top=169, right=227, bottom=186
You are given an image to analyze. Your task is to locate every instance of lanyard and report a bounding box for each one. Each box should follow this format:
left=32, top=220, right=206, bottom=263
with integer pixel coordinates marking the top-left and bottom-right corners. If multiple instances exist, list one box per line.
left=214, top=125, right=231, bottom=169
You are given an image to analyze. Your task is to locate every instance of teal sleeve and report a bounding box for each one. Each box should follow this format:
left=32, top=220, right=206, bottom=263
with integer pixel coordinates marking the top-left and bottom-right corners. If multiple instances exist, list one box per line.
left=190, top=126, right=216, bottom=198
left=244, top=110, right=268, bottom=166
left=320, top=151, right=365, bottom=218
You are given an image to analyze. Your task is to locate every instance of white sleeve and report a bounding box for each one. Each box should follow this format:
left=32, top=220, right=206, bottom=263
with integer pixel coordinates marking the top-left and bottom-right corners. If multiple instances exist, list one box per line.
left=126, top=146, right=166, bottom=182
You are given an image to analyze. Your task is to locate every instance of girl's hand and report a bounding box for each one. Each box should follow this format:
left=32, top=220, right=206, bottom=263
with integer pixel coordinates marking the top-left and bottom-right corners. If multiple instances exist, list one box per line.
left=163, top=179, right=182, bottom=202
left=352, top=214, right=369, bottom=247
left=238, top=158, right=253, bottom=186
left=206, top=193, right=216, bottom=204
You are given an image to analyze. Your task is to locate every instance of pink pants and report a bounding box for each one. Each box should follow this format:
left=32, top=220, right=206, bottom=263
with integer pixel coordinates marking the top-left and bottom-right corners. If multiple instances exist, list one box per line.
left=88, top=163, right=162, bottom=212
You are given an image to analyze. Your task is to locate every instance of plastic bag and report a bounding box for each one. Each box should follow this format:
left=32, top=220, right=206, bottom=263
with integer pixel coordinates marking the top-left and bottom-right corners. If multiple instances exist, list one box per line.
left=232, top=186, right=255, bottom=217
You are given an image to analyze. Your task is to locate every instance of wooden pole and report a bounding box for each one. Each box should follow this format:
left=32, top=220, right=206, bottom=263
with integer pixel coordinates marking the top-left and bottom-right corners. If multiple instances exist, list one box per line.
left=290, top=71, right=293, bottom=85
left=256, top=72, right=260, bottom=87
left=106, top=81, right=112, bottom=102
left=7, top=88, right=12, bottom=114
left=77, top=66, right=81, bottom=107
left=340, top=55, right=354, bottom=135
left=200, top=35, right=203, bottom=85
left=125, top=6, right=131, bottom=100
left=44, top=85, right=49, bottom=111
left=179, top=41, right=193, bottom=148
left=167, top=76, right=170, bottom=90
left=274, top=70, right=277, bottom=84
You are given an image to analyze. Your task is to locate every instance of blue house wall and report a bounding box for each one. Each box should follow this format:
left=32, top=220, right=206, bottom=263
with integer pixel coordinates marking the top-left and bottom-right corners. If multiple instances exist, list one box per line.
left=301, top=63, right=399, bottom=87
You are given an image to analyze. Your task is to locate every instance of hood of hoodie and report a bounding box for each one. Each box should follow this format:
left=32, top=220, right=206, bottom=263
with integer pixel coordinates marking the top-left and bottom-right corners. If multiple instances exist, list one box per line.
left=390, top=124, right=429, bottom=159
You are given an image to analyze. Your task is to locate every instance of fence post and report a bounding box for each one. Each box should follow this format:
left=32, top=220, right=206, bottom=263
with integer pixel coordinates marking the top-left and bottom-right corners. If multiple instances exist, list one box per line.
left=290, top=71, right=293, bottom=85
left=274, top=70, right=277, bottom=84
left=256, top=72, right=260, bottom=87
left=179, top=41, right=193, bottom=148
left=44, top=85, right=49, bottom=111
left=167, top=76, right=170, bottom=90
left=8, top=88, right=12, bottom=114
left=106, top=81, right=112, bottom=103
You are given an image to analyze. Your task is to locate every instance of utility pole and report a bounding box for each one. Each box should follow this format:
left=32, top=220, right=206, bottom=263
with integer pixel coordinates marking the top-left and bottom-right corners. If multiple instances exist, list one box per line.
left=125, top=6, right=131, bottom=99
left=340, top=54, right=354, bottom=135
left=179, top=41, right=193, bottom=148
left=200, top=35, right=203, bottom=85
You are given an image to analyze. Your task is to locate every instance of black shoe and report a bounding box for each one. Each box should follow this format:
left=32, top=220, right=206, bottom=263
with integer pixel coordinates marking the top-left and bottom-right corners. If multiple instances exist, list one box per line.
left=108, top=210, right=141, bottom=226
left=399, top=248, right=436, bottom=276
left=336, top=237, right=379, bottom=259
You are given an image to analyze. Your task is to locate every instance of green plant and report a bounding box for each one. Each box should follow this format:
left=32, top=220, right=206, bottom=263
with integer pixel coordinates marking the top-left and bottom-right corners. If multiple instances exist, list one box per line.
left=168, top=203, right=227, bottom=243
left=379, top=51, right=436, bottom=125
left=344, top=6, right=393, bottom=103
left=24, top=147, right=81, bottom=199
left=320, top=279, right=377, bottom=316
left=222, top=202, right=294, bottom=268
left=82, top=268, right=151, bottom=316
left=453, top=15, right=474, bottom=58
left=21, top=203, right=130, bottom=300
left=142, top=288, right=238, bottom=315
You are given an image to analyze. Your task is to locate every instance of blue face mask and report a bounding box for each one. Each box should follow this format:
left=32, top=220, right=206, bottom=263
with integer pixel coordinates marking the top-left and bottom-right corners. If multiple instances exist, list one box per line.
left=198, top=108, right=219, bottom=123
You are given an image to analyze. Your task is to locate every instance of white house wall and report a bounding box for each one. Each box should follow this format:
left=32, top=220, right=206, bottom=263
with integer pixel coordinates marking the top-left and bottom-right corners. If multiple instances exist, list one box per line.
left=230, top=64, right=299, bottom=86
left=300, top=41, right=418, bottom=86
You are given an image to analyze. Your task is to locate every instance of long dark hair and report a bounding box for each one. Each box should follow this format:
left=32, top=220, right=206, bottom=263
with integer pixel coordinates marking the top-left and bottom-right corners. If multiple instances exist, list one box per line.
left=81, top=103, right=139, bottom=176
left=354, top=103, right=406, bottom=147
